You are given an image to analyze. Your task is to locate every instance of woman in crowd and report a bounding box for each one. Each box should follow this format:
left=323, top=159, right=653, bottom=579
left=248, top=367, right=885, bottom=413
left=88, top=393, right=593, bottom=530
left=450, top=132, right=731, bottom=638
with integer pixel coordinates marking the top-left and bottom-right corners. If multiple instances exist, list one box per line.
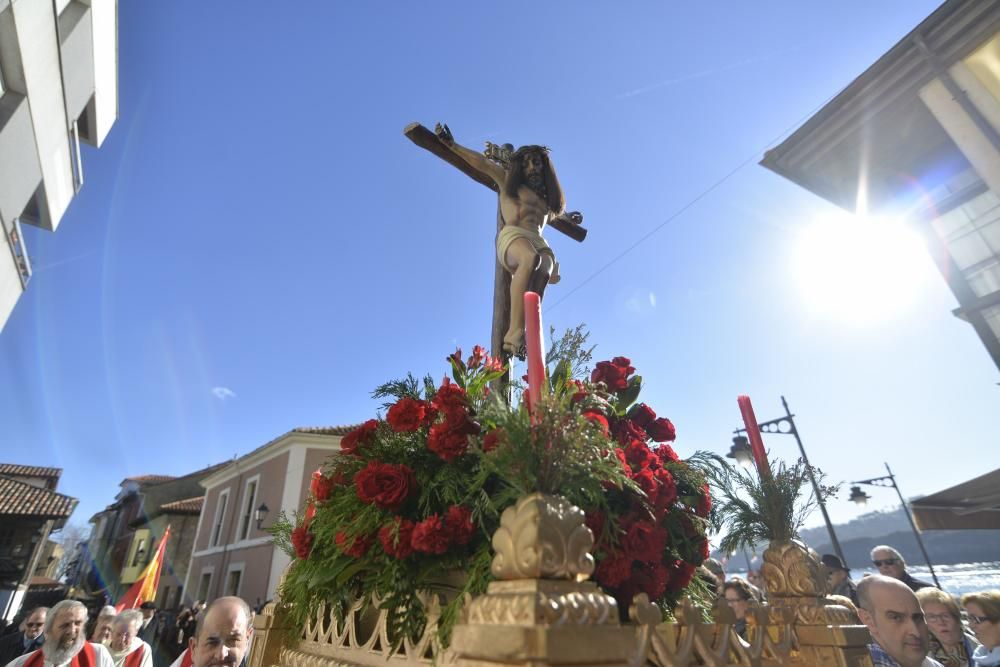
left=962, top=590, right=1000, bottom=667
left=723, top=578, right=756, bottom=639
left=916, top=588, right=979, bottom=667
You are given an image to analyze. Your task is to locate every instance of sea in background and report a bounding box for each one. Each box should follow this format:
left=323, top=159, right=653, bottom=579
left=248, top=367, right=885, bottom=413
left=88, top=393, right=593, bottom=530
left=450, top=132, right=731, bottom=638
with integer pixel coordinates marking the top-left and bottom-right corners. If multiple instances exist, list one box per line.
left=730, top=561, right=1000, bottom=597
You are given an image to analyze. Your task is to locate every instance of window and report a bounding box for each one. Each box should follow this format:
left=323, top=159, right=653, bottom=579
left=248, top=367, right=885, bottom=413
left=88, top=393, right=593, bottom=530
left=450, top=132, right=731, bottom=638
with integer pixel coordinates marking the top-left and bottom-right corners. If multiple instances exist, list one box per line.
left=131, top=537, right=146, bottom=567
left=237, top=477, right=259, bottom=541
left=196, top=571, right=212, bottom=602
left=210, top=489, right=230, bottom=547
left=225, top=568, right=242, bottom=596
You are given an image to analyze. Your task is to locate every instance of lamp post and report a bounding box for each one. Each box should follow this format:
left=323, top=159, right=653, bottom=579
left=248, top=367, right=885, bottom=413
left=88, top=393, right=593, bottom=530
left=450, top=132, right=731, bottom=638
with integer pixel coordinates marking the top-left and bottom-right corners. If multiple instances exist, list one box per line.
left=850, top=462, right=941, bottom=589
left=727, top=395, right=848, bottom=568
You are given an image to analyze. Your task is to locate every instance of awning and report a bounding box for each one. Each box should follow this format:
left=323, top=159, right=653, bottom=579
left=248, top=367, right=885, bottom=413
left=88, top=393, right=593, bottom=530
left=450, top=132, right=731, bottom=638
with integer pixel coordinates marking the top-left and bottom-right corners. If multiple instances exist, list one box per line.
left=911, top=468, right=1000, bottom=530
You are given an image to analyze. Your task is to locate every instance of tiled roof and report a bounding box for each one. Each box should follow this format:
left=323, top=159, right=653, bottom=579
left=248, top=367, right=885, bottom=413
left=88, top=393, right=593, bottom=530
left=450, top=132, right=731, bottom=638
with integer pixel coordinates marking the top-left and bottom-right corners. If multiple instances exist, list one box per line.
left=0, top=464, right=62, bottom=479
left=159, top=496, right=204, bottom=513
left=292, top=425, right=359, bottom=436
left=123, top=474, right=176, bottom=484
left=0, top=476, right=77, bottom=518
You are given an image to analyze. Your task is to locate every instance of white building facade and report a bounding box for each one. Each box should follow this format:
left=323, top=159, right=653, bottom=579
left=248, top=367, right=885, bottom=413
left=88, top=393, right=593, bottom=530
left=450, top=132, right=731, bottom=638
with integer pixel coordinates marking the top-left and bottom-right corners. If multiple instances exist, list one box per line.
left=0, top=0, right=118, bottom=330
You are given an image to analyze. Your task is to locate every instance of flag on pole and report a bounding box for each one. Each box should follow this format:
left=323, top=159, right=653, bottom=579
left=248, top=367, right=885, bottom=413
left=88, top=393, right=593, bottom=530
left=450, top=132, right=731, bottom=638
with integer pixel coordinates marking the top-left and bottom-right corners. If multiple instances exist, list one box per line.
left=116, top=526, right=171, bottom=612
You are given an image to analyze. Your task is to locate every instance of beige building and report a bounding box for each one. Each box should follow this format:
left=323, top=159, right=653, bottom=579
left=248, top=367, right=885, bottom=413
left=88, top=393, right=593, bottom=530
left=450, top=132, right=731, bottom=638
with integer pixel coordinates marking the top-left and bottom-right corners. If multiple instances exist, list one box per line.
left=762, top=0, right=1000, bottom=371
left=184, top=426, right=352, bottom=608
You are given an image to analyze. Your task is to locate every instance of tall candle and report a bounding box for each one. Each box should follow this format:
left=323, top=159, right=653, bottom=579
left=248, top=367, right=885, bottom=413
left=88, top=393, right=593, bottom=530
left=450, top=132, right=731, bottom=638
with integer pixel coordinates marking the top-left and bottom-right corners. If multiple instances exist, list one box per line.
left=524, top=291, right=545, bottom=415
left=737, top=395, right=771, bottom=478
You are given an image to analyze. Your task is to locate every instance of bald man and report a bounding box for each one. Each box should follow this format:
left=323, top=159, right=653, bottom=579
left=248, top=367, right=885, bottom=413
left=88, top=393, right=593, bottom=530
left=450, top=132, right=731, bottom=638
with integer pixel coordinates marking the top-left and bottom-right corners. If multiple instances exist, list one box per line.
left=167, top=598, right=252, bottom=667
left=857, top=575, right=943, bottom=667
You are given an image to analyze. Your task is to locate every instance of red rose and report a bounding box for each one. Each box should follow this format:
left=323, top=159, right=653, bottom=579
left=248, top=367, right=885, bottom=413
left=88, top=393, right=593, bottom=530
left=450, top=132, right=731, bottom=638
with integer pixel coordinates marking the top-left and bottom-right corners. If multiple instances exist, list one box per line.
left=621, top=519, right=668, bottom=564
left=653, top=468, right=678, bottom=512
left=667, top=561, right=696, bottom=593
left=595, top=552, right=632, bottom=588
left=379, top=518, right=415, bottom=559
left=335, top=531, right=372, bottom=558
left=311, top=469, right=335, bottom=502
left=591, top=360, right=631, bottom=391
left=612, top=419, right=648, bottom=447
left=291, top=525, right=313, bottom=559
left=444, top=505, right=475, bottom=545
left=341, top=419, right=379, bottom=455
left=620, top=561, right=669, bottom=603
left=386, top=397, right=427, bottom=433
left=582, top=410, right=609, bottom=436
left=653, top=443, right=680, bottom=463
left=624, top=439, right=656, bottom=469
left=354, top=461, right=415, bottom=510
left=431, top=379, right=469, bottom=422
left=411, top=515, right=450, bottom=554
left=695, top=483, right=712, bottom=518
left=646, top=417, right=676, bottom=443
left=427, top=419, right=473, bottom=462
left=611, top=356, right=634, bottom=372
left=613, top=448, right=628, bottom=469
left=628, top=403, right=656, bottom=428
left=481, top=428, right=504, bottom=452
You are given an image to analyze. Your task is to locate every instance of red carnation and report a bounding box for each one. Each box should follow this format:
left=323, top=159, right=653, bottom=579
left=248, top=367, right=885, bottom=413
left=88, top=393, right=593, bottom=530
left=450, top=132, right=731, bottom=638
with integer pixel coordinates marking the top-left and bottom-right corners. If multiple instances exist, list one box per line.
left=335, top=531, right=372, bottom=558
left=341, top=419, right=379, bottom=455
left=291, top=525, right=313, bottom=559
left=311, top=469, right=335, bottom=502
left=646, top=417, right=676, bottom=443
left=386, top=397, right=427, bottom=433
left=628, top=403, right=656, bottom=428
left=582, top=410, right=609, bottom=436
left=444, top=505, right=475, bottom=545
left=595, top=552, right=633, bottom=589
left=379, top=518, right=415, bottom=560
left=481, top=428, right=504, bottom=452
left=411, top=515, right=450, bottom=555
left=695, top=484, right=712, bottom=518
left=431, top=379, right=469, bottom=422
left=622, top=519, right=668, bottom=564
left=354, top=461, right=415, bottom=510
left=427, top=419, right=474, bottom=462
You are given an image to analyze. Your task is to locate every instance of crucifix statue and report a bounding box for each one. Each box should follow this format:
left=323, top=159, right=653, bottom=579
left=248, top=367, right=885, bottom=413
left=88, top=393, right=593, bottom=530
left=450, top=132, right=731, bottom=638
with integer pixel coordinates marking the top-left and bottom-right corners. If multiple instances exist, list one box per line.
left=404, top=122, right=586, bottom=363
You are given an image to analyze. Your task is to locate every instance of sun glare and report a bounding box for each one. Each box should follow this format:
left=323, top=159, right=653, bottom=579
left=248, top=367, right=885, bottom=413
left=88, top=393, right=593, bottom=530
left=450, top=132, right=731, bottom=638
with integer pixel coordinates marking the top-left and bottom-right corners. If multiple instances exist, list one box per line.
left=791, top=214, right=931, bottom=324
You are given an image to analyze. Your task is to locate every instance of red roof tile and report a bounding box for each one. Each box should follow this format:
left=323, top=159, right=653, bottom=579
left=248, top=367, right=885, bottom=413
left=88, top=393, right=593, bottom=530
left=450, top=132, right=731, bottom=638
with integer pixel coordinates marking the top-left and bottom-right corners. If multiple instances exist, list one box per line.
left=0, top=476, right=77, bottom=518
left=0, top=464, right=62, bottom=479
left=159, top=496, right=204, bottom=513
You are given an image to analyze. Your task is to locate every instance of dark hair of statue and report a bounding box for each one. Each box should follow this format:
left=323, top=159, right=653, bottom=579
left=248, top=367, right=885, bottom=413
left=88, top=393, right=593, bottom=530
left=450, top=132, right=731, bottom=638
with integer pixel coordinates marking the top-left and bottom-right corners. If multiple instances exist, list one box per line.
left=503, top=146, right=565, bottom=214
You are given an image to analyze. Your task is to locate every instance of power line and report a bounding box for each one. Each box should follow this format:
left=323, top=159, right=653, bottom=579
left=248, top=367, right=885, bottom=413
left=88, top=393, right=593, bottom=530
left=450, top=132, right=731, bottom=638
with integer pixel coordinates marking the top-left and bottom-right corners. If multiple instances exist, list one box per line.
left=547, top=97, right=836, bottom=312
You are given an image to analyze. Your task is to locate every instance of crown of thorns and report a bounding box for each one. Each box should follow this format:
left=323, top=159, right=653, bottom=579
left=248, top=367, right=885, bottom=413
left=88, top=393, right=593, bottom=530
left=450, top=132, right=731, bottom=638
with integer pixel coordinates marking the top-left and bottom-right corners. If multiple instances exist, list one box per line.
left=484, top=142, right=550, bottom=168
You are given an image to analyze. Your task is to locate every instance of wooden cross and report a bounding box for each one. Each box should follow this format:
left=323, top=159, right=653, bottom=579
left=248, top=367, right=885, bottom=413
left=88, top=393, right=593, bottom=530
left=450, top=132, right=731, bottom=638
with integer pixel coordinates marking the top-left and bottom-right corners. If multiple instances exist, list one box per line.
left=404, top=122, right=588, bottom=386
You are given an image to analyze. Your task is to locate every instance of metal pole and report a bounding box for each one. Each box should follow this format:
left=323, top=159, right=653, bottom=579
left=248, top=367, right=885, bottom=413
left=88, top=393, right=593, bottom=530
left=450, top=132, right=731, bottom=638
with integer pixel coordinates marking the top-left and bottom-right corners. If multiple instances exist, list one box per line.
left=781, top=396, right=849, bottom=568
left=885, top=462, right=941, bottom=589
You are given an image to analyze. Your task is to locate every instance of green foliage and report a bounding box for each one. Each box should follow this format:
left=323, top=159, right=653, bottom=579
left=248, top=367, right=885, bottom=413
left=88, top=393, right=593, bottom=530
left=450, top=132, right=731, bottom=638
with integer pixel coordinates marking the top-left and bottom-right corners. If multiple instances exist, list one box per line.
left=700, top=453, right=839, bottom=555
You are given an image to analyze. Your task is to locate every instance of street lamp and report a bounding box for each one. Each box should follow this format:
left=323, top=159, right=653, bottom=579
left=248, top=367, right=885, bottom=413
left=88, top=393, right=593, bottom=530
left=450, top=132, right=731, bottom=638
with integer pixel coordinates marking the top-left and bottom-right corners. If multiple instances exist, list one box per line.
left=255, top=503, right=270, bottom=530
left=730, top=396, right=849, bottom=568
left=851, top=463, right=941, bottom=589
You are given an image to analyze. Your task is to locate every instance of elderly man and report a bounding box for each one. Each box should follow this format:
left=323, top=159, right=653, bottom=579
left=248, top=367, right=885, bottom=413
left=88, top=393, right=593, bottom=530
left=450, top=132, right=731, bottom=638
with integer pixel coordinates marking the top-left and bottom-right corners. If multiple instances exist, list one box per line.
left=0, top=608, right=47, bottom=667
left=823, top=554, right=859, bottom=606
left=858, top=575, right=943, bottom=667
left=4, top=600, right=113, bottom=667
left=106, top=612, right=151, bottom=667
left=88, top=608, right=116, bottom=647
left=872, top=546, right=935, bottom=592
left=167, top=597, right=252, bottom=667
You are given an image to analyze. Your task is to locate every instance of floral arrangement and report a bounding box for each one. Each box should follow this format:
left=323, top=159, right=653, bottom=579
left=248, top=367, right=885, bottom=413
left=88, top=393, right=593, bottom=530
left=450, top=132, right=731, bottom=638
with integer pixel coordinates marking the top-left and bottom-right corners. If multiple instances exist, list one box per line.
left=273, top=340, right=713, bottom=647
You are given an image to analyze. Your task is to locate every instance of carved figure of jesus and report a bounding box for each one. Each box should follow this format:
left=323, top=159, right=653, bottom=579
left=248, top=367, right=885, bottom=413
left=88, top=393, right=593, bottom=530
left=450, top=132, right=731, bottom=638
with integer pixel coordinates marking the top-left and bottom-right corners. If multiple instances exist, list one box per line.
left=435, top=123, right=582, bottom=355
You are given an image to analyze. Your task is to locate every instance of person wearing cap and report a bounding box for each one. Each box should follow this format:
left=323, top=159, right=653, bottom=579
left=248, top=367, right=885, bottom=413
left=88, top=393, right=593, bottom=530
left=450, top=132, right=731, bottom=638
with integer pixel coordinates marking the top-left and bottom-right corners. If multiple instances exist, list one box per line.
left=823, top=554, right=859, bottom=606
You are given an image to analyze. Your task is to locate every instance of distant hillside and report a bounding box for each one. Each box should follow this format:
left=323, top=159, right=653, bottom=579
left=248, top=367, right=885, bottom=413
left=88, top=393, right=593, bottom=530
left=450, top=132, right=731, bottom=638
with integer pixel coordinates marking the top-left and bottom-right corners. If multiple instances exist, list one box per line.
left=713, top=506, right=1000, bottom=566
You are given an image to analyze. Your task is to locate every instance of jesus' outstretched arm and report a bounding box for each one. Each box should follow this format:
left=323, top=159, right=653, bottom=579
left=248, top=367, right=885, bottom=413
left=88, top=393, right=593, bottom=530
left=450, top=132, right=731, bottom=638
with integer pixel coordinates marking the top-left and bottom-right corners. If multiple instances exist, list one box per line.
left=434, top=123, right=507, bottom=189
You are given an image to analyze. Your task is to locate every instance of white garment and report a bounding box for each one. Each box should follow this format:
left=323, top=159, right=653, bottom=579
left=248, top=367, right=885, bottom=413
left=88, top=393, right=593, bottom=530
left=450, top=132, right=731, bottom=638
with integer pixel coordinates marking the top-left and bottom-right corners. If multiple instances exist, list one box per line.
left=5, top=643, right=115, bottom=667
left=973, top=645, right=1000, bottom=667
left=106, top=639, right=151, bottom=667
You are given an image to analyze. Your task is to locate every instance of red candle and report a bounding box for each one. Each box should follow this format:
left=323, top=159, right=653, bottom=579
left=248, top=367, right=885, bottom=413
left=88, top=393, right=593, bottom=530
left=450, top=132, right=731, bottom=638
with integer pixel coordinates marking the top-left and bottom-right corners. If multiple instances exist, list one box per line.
left=524, top=291, right=545, bottom=415
left=737, top=395, right=771, bottom=478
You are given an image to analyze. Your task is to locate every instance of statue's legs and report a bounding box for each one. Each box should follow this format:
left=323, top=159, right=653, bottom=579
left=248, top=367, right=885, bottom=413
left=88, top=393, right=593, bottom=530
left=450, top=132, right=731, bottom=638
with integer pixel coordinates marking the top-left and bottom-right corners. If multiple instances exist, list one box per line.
left=502, top=239, right=554, bottom=355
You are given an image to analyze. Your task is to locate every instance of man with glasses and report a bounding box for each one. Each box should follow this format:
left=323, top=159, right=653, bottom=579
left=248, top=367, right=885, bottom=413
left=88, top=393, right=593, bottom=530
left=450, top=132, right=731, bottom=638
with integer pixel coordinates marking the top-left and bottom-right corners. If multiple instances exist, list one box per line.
left=872, top=546, right=935, bottom=592
left=0, top=608, right=47, bottom=667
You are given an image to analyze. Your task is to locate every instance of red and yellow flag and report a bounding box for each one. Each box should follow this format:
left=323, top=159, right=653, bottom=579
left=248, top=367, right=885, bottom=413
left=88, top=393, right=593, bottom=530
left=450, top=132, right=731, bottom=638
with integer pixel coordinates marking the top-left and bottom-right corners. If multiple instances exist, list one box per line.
left=116, top=526, right=171, bottom=612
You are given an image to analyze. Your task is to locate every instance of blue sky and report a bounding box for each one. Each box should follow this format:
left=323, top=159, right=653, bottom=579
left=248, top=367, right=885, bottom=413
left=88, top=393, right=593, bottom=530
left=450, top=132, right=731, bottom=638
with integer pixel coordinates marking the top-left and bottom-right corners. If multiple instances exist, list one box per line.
left=2, top=1, right=996, bottom=536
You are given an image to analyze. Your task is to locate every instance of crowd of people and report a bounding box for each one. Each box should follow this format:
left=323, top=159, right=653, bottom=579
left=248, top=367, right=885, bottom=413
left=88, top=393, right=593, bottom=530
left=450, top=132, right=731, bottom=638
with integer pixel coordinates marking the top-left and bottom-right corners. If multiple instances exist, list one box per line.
left=0, top=598, right=252, bottom=667
left=703, top=544, right=1000, bottom=667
